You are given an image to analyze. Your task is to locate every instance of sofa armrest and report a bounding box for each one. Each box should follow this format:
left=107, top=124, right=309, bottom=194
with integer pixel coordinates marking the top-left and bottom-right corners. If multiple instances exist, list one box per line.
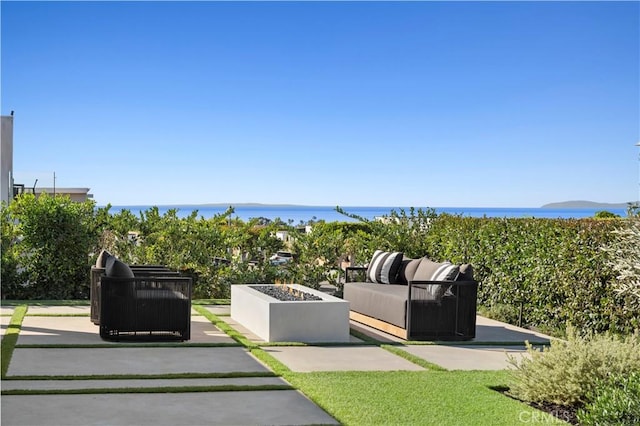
left=345, top=266, right=368, bottom=283
left=408, top=280, right=478, bottom=302
left=406, top=280, right=478, bottom=340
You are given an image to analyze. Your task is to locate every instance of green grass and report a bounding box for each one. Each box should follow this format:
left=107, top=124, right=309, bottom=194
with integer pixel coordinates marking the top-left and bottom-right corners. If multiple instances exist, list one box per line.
left=380, top=344, right=448, bottom=371
left=193, top=305, right=256, bottom=348
left=284, top=370, right=564, bottom=425
left=1, top=305, right=27, bottom=378
left=2, top=384, right=292, bottom=396
left=192, top=299, right=230, bottom=305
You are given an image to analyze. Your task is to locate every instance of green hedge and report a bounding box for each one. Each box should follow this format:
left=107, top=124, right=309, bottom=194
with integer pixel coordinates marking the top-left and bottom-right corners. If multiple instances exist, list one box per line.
left=418, top=215, right=636, bottom=335
left=2, top=197, right=637, bottom=335
left=1, top=194, right=99, bottom=299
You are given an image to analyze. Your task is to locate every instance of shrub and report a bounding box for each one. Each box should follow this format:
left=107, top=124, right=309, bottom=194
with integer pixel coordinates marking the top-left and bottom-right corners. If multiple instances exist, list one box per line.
left=415, top=215, right=631, bottom=335
left=577, top=371, right=640, bottom=425
left=507, top=328, right=640, bottom=406
left=602, top=219, right=640, bottom=312
left=594, top=210, right=619, bottom=218
left=2, top=194, right=99, bottom=299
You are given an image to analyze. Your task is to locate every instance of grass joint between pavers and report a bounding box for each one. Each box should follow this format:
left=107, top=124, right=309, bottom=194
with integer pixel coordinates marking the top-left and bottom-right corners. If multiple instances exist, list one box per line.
left=1, top=384, right=294, bottom=396
left=1, top=304, right=27, bottom=378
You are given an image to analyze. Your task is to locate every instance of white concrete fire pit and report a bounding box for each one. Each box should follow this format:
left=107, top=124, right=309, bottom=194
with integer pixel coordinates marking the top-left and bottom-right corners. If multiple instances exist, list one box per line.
left=231, top=284, right=350, bottom=343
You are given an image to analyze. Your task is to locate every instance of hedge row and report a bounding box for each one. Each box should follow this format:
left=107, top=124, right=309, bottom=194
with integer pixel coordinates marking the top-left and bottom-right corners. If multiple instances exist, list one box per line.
left=420, top=215, right=636, bottom=335
left=2, top=196, right=637, bottom=335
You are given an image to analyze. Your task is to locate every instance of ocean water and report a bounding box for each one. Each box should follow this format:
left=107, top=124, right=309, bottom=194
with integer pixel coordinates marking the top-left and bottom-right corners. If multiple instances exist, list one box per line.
left=104, top=205, right=629, bottom=223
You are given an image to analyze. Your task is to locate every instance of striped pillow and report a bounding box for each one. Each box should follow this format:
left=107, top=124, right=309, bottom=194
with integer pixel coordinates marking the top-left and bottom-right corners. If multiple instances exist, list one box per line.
left=413, top=258, right=460, bottom=301
left=430, top=262, right=460, bottom=281
left=366, top=250, right=403, bottom=284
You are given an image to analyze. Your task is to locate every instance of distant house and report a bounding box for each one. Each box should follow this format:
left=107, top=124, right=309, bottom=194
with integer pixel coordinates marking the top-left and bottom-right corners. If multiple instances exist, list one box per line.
left=33, top=187, right=93, bottom=202
left=1, top=114, right=93, bottom=204
left=275, top=226, right=311, bottom=244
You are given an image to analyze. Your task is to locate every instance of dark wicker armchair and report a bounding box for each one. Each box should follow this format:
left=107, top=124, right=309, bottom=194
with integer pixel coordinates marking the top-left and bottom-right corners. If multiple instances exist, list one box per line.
left=99, top=274, right=192, bottom=341
left=90, top=265, right=175, bottom=324
left=92, top=252, right=192, bottom=341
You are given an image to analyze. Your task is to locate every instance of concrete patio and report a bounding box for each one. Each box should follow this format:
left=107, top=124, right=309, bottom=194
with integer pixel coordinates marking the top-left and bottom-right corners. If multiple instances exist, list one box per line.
left=1, top=304, right=553, bottom=425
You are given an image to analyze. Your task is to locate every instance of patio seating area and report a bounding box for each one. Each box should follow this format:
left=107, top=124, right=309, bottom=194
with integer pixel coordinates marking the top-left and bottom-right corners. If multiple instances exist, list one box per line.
left=1, top=303, right=553, bottom=425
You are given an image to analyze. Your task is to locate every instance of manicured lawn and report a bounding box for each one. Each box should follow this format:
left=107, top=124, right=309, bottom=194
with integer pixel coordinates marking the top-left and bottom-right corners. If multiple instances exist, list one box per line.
left=285, top=370, right=562, bottom=425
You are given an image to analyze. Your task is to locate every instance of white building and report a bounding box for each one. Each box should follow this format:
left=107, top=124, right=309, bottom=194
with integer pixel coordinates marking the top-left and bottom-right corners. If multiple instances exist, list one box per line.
left=1, top=115, right=14, bottom=205
left=0, top=114, right=92, bottom=204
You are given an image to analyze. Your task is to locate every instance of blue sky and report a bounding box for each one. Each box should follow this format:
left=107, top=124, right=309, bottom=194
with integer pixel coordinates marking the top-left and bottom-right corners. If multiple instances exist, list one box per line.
left=2, top=1, right=639, bottom=207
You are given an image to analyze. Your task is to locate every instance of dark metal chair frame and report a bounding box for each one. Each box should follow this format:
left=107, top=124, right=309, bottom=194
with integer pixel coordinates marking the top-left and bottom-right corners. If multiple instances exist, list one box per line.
left=406, top=280, right=478, bottom=340
left=99, top=274, right=192, bottom=342
left=90, top=265, right=176, bottom=325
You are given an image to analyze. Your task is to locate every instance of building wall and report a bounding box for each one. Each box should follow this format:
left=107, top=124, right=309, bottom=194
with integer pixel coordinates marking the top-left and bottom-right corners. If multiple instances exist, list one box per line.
left=1, top=116, right=14, bottom=205
left=35, top=188, right=93, bottom=202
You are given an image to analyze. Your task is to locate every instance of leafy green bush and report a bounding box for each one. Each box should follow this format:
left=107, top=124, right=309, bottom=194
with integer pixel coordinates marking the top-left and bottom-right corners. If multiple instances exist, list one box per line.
left=507, top=328, right=640, bottom=406
left=594, top=210, right=619, bottom=218
left=1, top=194, right=99, bottom=299
left=602, top=219, right=640, bottom=314
left=577, top=371, right=640, bottom=425
left=98, top=206, right=285, bottom=299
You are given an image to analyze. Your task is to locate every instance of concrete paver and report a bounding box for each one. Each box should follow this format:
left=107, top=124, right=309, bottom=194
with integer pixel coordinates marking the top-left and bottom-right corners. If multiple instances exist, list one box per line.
left=7, top=347, right=269, bottom=376
left=1, top=314, right=10, bottom=337
left=1, top=304, right=559, bottom=426
left=217, top=315, right=263, bottom=342
left=1, top=305, right=16, bottom=315
left=401, top=344, right=530, bottom=370
left=17, top=315, right=235, bottom=345
left=474, top=316, right=552, bottom=343
left=203, top=305, right=231, bottom=316
left=25, top=305, right=90, bottom=315
left=263, top=345, right=425, bottom=372
left=1, top=390, right=339, bottom=426
left=190, top=315, right=236, bottom=343
left=18, top=316, right=105, bottom=345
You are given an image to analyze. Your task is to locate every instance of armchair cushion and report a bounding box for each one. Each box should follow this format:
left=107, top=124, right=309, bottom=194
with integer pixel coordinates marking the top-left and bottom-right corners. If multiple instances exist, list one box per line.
left=366, top=250, right=403, bottom=284
left=105, top=256, right=135, bottom=279
left=96, top=249, right=113, bottom=268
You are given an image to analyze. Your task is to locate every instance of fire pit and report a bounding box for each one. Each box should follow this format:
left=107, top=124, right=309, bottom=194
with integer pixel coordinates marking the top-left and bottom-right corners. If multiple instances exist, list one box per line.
left=231, top=284, right=350, bottom=343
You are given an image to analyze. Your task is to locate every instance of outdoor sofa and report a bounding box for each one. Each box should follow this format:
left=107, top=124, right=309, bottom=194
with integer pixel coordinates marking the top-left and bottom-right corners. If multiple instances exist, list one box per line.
left=343, top=250, right=478, bottom=340
left=92, top=250, right=192, bottom=341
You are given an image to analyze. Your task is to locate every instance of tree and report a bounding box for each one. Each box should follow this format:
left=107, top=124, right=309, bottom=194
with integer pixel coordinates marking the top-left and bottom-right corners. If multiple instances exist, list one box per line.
left=2, top=193, right=99, bottom=299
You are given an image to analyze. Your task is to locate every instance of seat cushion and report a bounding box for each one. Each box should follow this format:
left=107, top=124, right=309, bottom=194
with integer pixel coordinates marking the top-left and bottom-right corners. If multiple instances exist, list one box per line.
left=344, top=282, right=408, bottom=328
left=366, top=250, right=404, bottom=284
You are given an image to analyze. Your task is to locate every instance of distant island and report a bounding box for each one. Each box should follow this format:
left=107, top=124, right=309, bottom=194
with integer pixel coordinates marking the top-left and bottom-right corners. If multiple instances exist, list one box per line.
left=541, top=200, right=630, bottom=209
